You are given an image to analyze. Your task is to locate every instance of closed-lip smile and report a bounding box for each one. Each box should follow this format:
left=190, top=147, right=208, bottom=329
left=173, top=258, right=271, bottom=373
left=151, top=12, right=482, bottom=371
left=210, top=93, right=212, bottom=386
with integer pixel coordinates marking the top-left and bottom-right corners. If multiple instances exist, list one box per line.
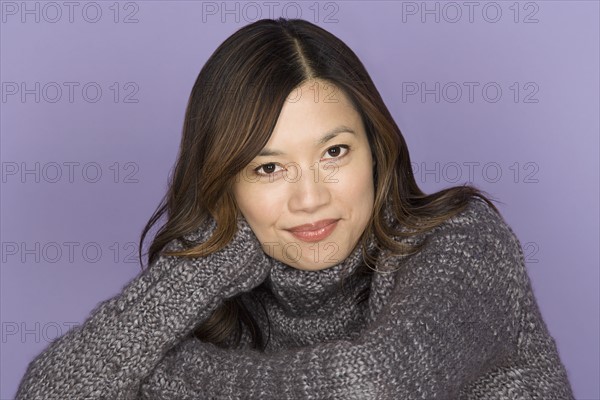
left=285, top=219, right=340, bottom=243
left=287, top=219, right=340, bottom=232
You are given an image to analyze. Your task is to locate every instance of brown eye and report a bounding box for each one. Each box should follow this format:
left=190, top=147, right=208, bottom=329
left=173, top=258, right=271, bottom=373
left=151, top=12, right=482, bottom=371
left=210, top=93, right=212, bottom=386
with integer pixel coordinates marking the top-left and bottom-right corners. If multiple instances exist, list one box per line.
left=254, top=163, right=282, bottom=176
left=323, top=145, right=350, bottom=160
left=263, top=164, right=276, bottom=173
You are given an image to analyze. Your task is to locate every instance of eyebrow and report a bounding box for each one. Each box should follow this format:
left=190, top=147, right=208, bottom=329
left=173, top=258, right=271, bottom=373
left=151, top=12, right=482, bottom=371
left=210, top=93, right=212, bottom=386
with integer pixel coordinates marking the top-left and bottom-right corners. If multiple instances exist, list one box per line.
left=257, top=125, right=356, bottom=157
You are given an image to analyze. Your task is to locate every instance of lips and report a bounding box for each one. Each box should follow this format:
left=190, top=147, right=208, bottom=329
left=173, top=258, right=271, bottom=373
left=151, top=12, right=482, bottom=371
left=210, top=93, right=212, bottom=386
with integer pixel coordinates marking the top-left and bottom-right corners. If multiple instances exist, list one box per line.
left=286, top=219, right=340, bottom=243
left=287, top=219, right=340, bottom=232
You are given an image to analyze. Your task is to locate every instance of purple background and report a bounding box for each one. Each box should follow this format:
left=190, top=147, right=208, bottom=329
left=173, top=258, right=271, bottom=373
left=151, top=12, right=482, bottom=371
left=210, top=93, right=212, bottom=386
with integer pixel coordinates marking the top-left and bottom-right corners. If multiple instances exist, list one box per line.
left=1, top=1, right=598, bottom=398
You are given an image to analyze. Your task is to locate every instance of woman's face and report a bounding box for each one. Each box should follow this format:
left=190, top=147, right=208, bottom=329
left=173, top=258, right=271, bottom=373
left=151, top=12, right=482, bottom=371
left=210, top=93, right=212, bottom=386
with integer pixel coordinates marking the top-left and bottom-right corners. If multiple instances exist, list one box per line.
left=232, top=79, right=375, bottom=271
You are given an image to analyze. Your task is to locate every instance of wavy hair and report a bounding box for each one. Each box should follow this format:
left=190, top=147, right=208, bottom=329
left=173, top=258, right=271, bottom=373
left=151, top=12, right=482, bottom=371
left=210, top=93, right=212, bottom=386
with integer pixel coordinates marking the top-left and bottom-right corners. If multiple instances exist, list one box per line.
left=137, top=18, right=500, bottom=351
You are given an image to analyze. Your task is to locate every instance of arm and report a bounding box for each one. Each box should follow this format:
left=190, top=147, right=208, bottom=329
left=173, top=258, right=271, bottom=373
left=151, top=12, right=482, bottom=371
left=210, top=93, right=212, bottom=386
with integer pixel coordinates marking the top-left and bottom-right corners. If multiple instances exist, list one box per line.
left=145, top=206, right=575, bottom=399
left=14, top=217, right=271, bottom=400
left=457, top=244, right=576, bottom=400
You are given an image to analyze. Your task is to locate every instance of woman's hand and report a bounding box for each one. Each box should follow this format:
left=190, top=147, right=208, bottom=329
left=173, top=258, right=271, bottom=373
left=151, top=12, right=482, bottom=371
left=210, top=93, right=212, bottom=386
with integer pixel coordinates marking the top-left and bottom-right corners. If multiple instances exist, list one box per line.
left=225, top=214, right=273, bottom=296
left=167, top=213, right=273, bottom=299
left=13, top=214, right=273, bottom=400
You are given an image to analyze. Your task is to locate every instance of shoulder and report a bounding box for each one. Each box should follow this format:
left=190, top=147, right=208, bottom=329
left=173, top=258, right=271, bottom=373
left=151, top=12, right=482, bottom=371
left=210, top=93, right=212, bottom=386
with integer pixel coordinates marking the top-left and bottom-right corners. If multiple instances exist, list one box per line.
left=422, top=197, right=522, bottom=260
left=384, top=197, right=527, bottom=289
left=435, top=197, right=506, bottom=234
left=371, top=198, right=530, bottom=339
left=388, top=197, right=530, bottom=314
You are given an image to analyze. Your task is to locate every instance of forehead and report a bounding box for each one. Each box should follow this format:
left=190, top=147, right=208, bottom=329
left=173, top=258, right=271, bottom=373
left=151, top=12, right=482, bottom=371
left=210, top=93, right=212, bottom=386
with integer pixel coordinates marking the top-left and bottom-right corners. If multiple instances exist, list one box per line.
left=270, top=81, right=363, bottom=142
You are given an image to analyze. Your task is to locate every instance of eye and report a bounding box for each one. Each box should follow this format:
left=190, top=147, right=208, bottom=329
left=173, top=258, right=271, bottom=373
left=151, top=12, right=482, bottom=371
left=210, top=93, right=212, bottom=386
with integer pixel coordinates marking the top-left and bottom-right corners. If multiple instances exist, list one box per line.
left=252, top=145, right=351, bottom=178
left=322, top=145, right=350, bottom=160
left=253, top=162, right=284, bottom=177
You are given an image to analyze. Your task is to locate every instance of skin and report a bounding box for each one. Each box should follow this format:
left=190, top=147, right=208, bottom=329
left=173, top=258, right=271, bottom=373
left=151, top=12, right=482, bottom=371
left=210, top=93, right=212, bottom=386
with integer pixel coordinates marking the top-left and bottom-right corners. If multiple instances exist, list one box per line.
left=232, top=79, right=375, bottom=271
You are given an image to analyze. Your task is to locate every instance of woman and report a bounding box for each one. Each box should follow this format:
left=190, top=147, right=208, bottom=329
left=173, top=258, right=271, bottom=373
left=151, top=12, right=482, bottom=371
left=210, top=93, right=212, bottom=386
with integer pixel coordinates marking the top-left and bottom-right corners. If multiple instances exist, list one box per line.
left=15, top=18, right=575, bottom=399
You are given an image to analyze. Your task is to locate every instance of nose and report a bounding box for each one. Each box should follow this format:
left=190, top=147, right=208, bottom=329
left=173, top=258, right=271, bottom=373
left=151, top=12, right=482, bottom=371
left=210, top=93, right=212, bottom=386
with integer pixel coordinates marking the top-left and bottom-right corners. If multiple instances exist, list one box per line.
left=287, top=162, right=331, bottom=213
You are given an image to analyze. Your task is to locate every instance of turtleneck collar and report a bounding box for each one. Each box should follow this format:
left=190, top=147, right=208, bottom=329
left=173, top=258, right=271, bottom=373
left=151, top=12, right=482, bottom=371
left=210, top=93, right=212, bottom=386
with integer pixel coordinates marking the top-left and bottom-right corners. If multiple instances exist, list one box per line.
left=265, top=229, right=380, bottom=316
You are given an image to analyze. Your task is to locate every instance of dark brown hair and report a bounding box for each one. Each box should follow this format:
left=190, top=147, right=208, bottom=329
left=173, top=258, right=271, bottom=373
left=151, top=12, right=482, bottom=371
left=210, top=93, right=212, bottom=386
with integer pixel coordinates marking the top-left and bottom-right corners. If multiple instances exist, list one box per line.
left=137, top=18, right=500, bottom=351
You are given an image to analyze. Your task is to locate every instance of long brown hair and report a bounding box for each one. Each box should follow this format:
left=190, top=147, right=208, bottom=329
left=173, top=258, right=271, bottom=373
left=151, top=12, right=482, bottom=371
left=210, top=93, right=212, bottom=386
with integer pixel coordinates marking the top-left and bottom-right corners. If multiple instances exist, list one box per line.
left=137, top=18, right=501, bottom=351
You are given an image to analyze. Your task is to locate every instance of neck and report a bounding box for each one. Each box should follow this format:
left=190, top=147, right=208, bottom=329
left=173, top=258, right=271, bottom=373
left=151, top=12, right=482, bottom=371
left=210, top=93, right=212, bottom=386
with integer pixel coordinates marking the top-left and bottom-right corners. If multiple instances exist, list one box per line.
left=250, top=206, right=400, bottom=349
left=265, top=231, right=380, bottom=317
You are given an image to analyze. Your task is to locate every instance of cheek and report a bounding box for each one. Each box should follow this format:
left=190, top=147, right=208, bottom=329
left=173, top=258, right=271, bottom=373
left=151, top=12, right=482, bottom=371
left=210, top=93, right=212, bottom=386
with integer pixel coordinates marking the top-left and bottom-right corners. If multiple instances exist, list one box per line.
left=336, top=159, right=375, bottom=202
left=234, top=184, right=281, bottom=231
left=334, top=159, right=375, bottom=230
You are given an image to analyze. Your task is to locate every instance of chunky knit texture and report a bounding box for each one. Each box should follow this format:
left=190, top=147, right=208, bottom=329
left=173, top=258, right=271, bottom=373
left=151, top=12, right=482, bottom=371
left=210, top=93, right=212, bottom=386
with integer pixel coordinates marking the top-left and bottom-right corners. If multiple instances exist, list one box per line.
left=15, top=198, right=575, bottom=399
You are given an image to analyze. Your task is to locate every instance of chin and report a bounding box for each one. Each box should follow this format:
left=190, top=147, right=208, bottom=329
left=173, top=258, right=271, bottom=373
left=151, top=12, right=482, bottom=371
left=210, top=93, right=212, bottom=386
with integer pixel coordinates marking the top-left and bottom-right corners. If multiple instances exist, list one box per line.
left=272, top=250, right=341, bottom=271
left=292, top=262, right=335, bottom=272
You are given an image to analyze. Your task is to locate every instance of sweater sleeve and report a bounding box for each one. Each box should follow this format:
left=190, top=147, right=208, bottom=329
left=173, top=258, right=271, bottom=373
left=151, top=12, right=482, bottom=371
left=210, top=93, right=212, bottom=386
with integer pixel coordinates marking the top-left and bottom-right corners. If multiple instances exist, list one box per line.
left=457, top=241, right=576, bottom=400
left=14, top=220, right=271, bottom=400
left=143, top=204, right=575, bottom=399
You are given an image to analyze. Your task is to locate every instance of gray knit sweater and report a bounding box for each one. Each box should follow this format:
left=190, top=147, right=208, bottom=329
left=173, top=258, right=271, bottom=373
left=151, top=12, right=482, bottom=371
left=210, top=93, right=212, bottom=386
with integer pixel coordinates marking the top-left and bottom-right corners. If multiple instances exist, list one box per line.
left=15, top=198, right=575, bottom=399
